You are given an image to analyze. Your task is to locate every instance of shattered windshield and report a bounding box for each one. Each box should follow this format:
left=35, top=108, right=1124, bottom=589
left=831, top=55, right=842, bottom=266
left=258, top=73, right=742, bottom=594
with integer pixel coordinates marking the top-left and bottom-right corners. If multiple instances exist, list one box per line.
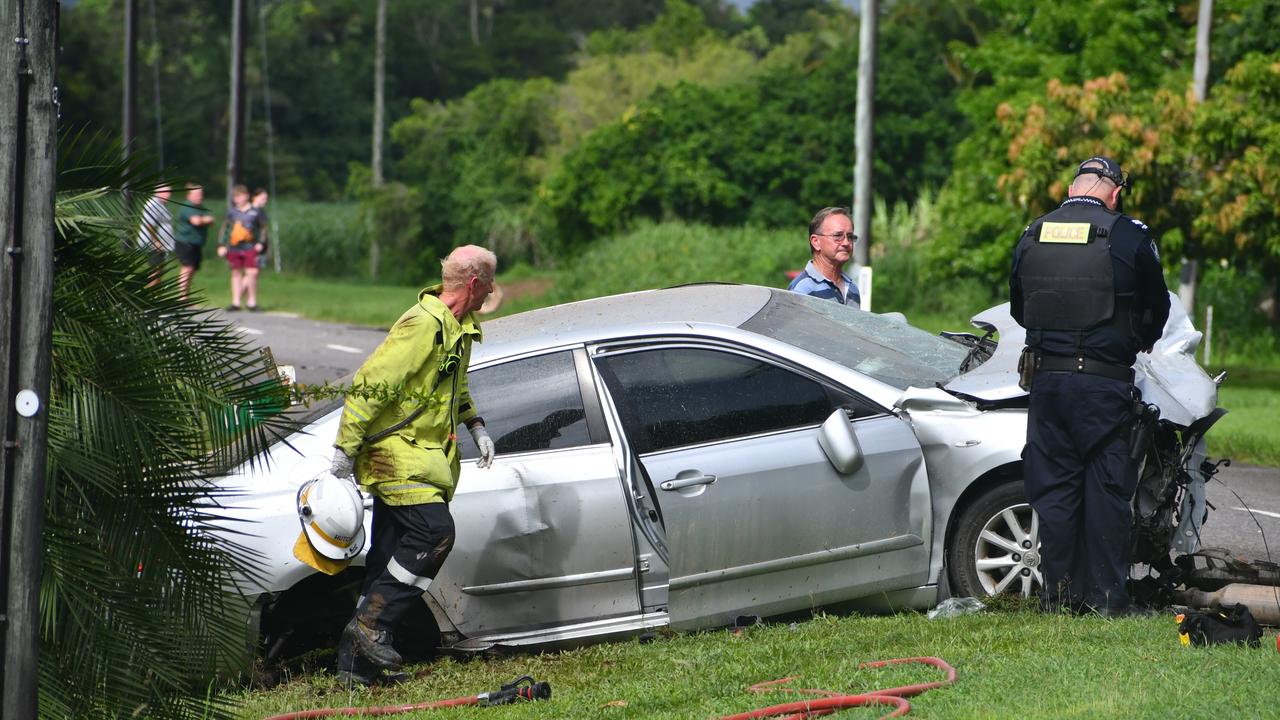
left=741, top=291, right=970, bottom=390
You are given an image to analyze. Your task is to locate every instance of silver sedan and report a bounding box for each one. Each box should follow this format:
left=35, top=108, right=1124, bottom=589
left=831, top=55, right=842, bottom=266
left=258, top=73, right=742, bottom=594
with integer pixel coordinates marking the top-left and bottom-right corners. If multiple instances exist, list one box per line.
left=210, top=284, right=1219, bottom=662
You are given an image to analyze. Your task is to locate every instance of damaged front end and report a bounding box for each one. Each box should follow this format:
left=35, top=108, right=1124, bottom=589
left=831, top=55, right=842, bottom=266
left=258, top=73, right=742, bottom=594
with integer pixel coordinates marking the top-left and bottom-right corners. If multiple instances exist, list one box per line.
left=942, top=294, right=1280, bottom=616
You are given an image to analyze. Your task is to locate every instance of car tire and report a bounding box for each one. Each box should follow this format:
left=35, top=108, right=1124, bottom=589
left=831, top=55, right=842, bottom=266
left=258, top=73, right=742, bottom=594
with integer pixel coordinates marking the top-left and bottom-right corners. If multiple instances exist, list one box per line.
left=947, top=478, right=1043, bottom=600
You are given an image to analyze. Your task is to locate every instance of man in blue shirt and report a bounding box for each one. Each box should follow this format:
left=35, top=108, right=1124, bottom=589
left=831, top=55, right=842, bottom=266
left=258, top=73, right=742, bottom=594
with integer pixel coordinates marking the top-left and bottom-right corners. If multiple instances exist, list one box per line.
left=787, top=206, right=860, bottom=307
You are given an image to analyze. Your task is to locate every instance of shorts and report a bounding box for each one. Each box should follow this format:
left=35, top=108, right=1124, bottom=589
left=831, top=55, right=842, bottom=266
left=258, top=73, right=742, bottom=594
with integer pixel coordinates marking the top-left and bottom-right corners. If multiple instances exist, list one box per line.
left=226, top=248, right=259, bottom=270
left=174, top=242, right=202, bottom=270
left=146, top=249, right=167, bottom=267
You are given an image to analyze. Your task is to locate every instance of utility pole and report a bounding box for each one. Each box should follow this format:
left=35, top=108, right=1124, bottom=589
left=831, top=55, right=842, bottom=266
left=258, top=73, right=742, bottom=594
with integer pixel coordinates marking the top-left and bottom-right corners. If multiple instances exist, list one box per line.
left=226, top=0, right=246, bottom=201
left=370, top=0, right=386, bottom=279
left=0, top=0, right=60, bottom=716
left=852, top=0, right=877, bottom=309
left=1179, top=0, right=1213, bottom=313
left=122, top=0, right=137, bottom=159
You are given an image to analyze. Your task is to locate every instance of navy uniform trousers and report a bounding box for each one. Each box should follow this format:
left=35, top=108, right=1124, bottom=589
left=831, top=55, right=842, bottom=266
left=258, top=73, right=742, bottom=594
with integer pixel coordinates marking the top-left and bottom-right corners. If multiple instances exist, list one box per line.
left=337, top=497, right=455, bottom=680
left=1024, top=370, right=1138, bottom=612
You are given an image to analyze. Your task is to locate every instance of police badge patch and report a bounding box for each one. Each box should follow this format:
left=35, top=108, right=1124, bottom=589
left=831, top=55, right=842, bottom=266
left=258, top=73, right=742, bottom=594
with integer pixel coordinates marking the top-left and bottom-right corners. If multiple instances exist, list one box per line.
left=1039, top=222, right=1092, bottom=244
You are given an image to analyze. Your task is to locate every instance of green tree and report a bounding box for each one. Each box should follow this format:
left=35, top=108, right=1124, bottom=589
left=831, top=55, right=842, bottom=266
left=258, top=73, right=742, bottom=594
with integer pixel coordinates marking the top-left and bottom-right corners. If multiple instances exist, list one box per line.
left=542, top=7, right=968, bottom=249
left=748, top=0, right=841, bottom=44
left=389, top=77, right=559, bottom=276
left=925, top=0, right=1199, bottom=291
left=41, top=133, right=295, bottom=718
left=1188, top=52, right=1280, bottom=321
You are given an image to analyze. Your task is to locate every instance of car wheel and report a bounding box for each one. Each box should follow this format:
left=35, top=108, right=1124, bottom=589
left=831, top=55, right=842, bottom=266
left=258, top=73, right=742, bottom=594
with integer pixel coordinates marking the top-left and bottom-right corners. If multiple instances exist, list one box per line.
left=947, top=479, right=1043, bottom=599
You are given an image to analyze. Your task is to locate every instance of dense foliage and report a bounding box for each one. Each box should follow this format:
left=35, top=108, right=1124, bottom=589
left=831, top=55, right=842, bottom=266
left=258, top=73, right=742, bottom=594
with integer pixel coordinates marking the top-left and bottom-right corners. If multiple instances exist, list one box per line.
left=59, top=0, right=678, bottom=198
left=60, top=0, right=1280, bottom=331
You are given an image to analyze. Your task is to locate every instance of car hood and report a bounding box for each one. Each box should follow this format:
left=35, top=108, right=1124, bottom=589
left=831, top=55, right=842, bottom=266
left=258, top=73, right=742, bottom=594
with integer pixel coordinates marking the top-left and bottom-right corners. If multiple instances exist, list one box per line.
left=943, top=292, right=1218, bottom=427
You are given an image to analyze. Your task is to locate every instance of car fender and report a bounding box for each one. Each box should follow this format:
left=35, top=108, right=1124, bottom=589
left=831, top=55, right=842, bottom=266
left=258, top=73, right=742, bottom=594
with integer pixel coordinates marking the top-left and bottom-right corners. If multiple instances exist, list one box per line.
left=895, top=386, right=1027, bottom=587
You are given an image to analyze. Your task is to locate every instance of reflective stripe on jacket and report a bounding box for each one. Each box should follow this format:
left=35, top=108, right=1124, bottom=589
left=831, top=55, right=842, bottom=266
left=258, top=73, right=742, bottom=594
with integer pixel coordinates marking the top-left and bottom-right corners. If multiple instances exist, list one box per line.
left=334, top=285, right=481, bottom=505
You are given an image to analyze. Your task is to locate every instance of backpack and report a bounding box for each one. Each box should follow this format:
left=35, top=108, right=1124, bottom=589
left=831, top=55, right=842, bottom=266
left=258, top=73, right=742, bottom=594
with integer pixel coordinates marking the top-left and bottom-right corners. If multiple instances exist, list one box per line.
left=1177, top=603, right=1263, bottom=648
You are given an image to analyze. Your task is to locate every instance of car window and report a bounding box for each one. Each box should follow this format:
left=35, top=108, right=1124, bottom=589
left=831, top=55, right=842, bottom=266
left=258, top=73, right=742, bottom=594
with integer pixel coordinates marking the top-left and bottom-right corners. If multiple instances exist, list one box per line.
left=457, top=351, right=591, bottom=459
left=741, top=290, right=970, bottom=390
left=596, top=347, right=862, bottom=455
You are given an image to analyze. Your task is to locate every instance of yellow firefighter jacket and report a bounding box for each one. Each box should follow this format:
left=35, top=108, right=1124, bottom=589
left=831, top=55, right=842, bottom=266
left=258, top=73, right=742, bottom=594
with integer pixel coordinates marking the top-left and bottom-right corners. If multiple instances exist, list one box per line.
left=333, top=285, right=482, bottom=505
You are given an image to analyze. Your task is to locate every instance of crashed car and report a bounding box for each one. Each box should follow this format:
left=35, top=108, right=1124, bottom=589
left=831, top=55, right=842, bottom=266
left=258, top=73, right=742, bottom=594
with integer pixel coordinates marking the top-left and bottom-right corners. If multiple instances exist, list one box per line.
left=209, top=284, right=1224, bottom=662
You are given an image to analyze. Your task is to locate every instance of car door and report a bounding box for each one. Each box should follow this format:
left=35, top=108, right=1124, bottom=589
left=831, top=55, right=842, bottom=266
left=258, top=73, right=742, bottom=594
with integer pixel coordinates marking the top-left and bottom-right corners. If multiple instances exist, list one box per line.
left=593, top=342, right=931, bottom=629
left=426, top=349, right=641, bottom=640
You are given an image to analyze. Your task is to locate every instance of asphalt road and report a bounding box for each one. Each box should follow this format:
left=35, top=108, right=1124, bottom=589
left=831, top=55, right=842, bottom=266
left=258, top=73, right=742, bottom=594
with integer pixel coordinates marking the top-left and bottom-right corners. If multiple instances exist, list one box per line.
left=222, top=308, right=1280, bottom=565
left=217, top=308, right=389, bottom=386
left=1202, top=462, right=1280, bottom=565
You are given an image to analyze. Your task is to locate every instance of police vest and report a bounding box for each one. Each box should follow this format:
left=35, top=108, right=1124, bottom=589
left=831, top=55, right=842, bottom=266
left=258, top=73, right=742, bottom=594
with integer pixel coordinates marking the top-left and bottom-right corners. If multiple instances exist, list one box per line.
left=1017, top=202, right=1133, bottom=337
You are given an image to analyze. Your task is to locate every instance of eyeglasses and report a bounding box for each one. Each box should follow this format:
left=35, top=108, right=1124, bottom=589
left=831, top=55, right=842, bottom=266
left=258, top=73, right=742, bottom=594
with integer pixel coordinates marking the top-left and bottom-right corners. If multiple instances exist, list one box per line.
left=816, top=232, right=857, bottom=243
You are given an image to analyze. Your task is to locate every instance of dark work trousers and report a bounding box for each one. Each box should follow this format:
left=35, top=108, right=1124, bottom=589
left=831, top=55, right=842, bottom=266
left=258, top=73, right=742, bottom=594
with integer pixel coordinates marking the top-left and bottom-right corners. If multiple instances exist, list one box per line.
left=1024, top=371, right=1137, bottom=612
left=357, top=497, right=456, bottom=632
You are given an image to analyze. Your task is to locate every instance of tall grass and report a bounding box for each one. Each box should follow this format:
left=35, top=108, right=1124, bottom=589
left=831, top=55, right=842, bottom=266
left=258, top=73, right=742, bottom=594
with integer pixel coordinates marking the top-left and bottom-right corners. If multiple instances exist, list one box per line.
left=496, top=221, right=811, bottom=315
left=203, top=197, right=370, bottom=278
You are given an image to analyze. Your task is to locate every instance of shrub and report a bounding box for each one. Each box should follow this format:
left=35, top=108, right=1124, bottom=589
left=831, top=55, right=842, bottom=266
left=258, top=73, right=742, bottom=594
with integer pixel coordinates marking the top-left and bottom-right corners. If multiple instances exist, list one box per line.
left=268, top=199, right=368, bottom=278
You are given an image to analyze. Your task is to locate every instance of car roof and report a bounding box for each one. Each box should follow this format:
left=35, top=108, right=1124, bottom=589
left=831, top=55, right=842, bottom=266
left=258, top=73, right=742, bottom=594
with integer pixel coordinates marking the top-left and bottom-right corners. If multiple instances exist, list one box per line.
left=475, top=284, right=774, bottom=362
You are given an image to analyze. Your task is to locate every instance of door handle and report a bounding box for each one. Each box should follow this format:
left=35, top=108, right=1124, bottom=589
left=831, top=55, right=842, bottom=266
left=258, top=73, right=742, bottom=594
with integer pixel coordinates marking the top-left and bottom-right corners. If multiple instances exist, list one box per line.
left=660, top=474, right=717, bottom=491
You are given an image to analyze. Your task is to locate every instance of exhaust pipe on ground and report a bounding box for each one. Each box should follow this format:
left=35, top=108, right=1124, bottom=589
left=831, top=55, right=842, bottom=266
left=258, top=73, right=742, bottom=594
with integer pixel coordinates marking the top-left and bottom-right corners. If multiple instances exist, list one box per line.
left=1176, top=583, right=1280, bottom=626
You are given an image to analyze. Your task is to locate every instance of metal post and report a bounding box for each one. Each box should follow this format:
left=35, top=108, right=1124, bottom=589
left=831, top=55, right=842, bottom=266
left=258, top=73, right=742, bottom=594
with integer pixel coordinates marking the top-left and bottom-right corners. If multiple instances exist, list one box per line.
left=1178, top=0, right=1213, bottom=314
left=226, top=0, right=246, bottom=201
left=372, top=0, right=386, bottom=188
left=370, top=0, right=387, bottom=280
left=0, top=0, right=60, bottom=715
left=122, top=0, right=137, bottom=160
left=147, top=0, right=164, bottom=169
left=256, top=0, right=280, bottom=271
left=1204, top=305, right=1213, bottom=367
left=852, top=0, right=877, bottom=310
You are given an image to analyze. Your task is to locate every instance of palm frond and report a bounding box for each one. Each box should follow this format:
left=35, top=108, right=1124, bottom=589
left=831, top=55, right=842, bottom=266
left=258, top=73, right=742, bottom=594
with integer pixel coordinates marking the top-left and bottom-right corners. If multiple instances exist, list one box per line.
left=41, top=130, right=298, bottom=719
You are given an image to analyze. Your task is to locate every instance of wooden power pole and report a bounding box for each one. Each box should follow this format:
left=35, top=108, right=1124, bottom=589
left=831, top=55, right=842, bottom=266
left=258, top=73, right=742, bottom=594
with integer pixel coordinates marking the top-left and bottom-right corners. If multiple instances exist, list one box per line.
left=226, top=0, right=246, bottom=200
left=852, top=0, right=877, bottom=309
left=0, top=0, right=60, bottom=715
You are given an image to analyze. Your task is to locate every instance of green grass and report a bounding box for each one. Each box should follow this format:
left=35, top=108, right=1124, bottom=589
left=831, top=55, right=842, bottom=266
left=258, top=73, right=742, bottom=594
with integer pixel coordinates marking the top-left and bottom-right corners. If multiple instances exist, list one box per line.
left=231, top=607, right=1280, bottom=719
left=1215, top=367, right=1280, bottom=467
left=188, top=260, right=420, bottom=328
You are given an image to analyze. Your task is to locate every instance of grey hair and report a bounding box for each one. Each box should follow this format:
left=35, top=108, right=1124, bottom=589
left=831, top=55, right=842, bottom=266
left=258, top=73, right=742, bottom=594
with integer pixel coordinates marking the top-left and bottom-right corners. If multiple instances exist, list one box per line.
left=441, top=245, right=497, bottom=290
left=809, top=206, right=851, bottom=238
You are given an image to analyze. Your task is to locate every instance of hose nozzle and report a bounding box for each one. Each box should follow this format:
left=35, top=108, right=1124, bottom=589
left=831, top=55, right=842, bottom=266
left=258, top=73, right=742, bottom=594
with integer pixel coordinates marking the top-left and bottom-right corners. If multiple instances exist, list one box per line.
left=478, top=675, right=552, bottom=706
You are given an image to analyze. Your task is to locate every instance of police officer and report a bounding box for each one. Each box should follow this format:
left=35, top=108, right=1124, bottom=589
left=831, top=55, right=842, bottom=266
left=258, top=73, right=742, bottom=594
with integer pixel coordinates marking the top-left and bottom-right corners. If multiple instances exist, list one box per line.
left=1009, top=156, right=1170, bottom=616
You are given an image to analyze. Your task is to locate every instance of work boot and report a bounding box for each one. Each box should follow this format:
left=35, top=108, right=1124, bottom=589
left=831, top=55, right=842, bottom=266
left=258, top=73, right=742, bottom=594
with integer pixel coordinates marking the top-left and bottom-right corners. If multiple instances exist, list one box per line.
left=343, top=617, right=402, bottom=670
left=336, top=625, right=381, bottom=688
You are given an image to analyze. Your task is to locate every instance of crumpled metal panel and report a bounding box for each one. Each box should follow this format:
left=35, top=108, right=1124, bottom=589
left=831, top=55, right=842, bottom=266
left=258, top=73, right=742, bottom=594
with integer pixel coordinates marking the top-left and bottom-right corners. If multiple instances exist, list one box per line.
left=1171, top=435, right=1210, bottom=556
left=945, top=293, right=1218, bottom=429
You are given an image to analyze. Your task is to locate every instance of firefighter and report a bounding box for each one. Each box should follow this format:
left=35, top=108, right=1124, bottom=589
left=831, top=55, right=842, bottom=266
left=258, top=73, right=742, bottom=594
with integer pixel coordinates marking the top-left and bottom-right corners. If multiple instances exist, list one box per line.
left=1009, top=156, right=1170, bottom=616
left=329, top=245, right=498, bottom=686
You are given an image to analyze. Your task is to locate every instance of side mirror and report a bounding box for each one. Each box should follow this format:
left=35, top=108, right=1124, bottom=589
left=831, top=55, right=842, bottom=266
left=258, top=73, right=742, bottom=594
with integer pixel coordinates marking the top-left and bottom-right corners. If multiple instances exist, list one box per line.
left=818, top=409, right=863, bottom=474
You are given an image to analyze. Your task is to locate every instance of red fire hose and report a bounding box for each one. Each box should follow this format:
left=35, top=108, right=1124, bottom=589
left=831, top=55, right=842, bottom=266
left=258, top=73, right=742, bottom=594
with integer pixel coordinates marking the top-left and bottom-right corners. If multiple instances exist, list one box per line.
left=261, top=657, right=953, bottom=720
left=260, top=675, right=551, bottom=720
left=718, top=656, right=958, bottom=720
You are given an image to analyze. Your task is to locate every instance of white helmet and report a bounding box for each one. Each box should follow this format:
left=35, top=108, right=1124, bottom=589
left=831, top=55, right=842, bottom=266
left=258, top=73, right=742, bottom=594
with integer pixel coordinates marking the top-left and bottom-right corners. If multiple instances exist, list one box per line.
left=296, top=472, right=366, bottom=561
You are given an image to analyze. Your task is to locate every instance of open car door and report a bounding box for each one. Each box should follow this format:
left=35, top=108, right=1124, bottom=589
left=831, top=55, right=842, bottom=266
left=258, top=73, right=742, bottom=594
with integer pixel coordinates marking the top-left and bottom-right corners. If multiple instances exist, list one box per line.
left=594, top=342, right=932, bottom=629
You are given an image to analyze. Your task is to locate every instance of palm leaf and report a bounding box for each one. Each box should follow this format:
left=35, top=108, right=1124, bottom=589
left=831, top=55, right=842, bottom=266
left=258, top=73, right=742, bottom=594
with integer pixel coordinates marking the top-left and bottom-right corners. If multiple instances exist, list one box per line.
left=40, top=131, right=298, bottom=719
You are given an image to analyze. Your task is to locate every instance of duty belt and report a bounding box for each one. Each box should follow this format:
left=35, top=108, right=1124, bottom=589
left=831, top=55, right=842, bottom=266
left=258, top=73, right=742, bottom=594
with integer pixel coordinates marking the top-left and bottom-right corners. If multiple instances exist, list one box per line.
left=1036, top=353, right=1133, bottom=383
